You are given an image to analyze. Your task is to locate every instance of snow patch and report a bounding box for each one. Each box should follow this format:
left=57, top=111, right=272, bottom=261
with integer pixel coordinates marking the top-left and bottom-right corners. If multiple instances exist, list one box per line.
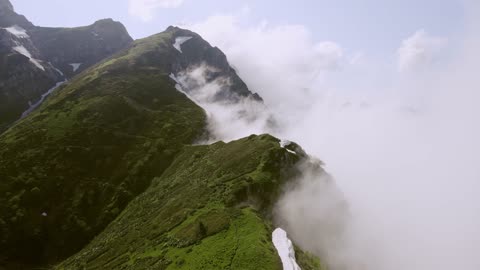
left=280, top=140, right=296, bottom=155
left=3, top=25, right=29, bottom=38
left=69, top=63, right=82, bottom=72
left=52, top=65, right=64, bottom=76
left=286, top=149, right=296, bottom=155
left=21, top=81, right=66, bottom=118
left=272, top=228, right=301, bottom=270
left=13, top=45, right=45, bottom=71
left=173, top=36, right=193, bottom=53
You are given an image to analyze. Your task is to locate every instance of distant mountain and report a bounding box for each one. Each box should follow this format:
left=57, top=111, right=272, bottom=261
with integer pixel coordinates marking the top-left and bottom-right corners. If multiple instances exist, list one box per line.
left=29, top=19, right=133, bottom=77
left=0, top=0, right=132, bottom=131
left=0, top=0, right=33, bottom=29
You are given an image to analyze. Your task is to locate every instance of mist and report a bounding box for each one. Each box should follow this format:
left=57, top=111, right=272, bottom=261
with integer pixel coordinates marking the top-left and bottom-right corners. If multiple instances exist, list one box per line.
left=172, top=3, right=480, bottom=269
left=171, top=64, right=274, bottom=142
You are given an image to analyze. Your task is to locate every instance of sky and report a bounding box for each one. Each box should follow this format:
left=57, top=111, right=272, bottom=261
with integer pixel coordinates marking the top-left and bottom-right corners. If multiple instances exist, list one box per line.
left=11, top=0, right=464, bottom=57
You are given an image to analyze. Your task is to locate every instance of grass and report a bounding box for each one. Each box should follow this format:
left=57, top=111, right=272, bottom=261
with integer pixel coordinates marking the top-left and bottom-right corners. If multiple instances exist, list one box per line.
left=0, top=24, right=326, bottom=269
left=0, top=35, right=206, bottom=267
left=55, top=135, right=316, bottom=270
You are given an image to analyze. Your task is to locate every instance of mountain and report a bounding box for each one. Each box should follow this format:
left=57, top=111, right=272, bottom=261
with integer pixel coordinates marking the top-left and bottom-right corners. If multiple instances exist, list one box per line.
left=0, top=22, right=264, bottom=269
left=29, top=19, right=133, bottom=77
left=0, top=0, right=132, bottom=131
left=0, top=0, right=32, bottom=29
left=57, top=135, right=321, bottom=270
left=0, top=2, right=325, bottom=269
left=166, top=26, right=262, bottom=102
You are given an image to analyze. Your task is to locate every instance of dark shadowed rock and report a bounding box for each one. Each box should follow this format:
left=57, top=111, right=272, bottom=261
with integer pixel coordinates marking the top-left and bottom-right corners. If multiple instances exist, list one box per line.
left=0, top=0, right=13, bottom=11
left=30, top=18, right=133, bottom=77
left=0, top=1, right=133, bottom=131
left=0, top=27, right=62, bottom=131
left=0, top=0, right=33, bottom=29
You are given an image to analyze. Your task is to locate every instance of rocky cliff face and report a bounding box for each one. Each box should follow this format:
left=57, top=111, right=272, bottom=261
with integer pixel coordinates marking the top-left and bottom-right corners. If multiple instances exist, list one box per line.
left=0, top=0, right=133, bottom=131
left=0, top=0, right=33, bottom=29
left=0, top=26, right=62, bottom=131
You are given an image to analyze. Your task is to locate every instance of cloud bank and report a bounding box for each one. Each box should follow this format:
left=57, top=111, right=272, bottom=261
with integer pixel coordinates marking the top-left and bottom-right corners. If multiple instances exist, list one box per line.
left=129, top=0, right=184, bottom=22
left=182, top=7, right=480, bottom=270
left=171, top=64, right=274, bottom=142
left=397, top=29, right=447, bottom=72
left=190, top=14, right=344, bottom=129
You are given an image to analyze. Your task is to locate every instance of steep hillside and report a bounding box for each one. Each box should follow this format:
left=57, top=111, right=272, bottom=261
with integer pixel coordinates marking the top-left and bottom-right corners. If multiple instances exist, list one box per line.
left=0, top=1, right=62, bottom=131
left=0, top=30, right=206, bottom=269
left=0, top=12, right=324, bottom=268
left=0, top=0, right=132, bottom=131
left=57, top=135, right=320, bottom=270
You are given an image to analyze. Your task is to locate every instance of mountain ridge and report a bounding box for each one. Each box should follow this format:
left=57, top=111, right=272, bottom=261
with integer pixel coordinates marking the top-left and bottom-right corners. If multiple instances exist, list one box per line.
left=0, top=2, right=326, bottom=270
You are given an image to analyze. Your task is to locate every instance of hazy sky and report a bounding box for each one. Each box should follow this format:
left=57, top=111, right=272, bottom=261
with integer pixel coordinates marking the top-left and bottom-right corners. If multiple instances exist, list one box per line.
left=11, top=0, right=464, bottom=57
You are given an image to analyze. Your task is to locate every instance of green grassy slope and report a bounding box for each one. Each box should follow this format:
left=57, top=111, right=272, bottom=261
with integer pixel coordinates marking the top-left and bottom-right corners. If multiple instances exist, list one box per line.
left=0, top=31, right=206, bottom=267
left=0, top=25, right=326, bottom=269
left=57, top=134, right=317, bottom=270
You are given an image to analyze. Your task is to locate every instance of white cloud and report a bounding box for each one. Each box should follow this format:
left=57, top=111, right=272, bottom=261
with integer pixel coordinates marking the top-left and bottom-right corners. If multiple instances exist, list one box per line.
left=128, top=0, right=184, bottom=22
left=189, top=14, right=344, bottom=127
left=173, top=64, right=274, bottom=142
left=314, top=41, right=344, bottom=70
left=397, top=29, right=447, bottom=72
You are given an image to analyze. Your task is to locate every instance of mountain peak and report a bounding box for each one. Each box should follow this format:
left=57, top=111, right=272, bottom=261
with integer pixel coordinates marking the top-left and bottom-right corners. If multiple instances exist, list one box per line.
left=0, top=0, right=34, bottom=29
left=166, top=25, right=179, bottom=31
left=93, top=18, right=116, bottom=25
left=0, top=0, right=13, bottom=12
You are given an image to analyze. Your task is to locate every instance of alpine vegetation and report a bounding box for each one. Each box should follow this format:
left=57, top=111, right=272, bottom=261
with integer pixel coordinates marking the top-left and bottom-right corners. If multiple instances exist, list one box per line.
left=1, top=1, right=476, bottom=270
